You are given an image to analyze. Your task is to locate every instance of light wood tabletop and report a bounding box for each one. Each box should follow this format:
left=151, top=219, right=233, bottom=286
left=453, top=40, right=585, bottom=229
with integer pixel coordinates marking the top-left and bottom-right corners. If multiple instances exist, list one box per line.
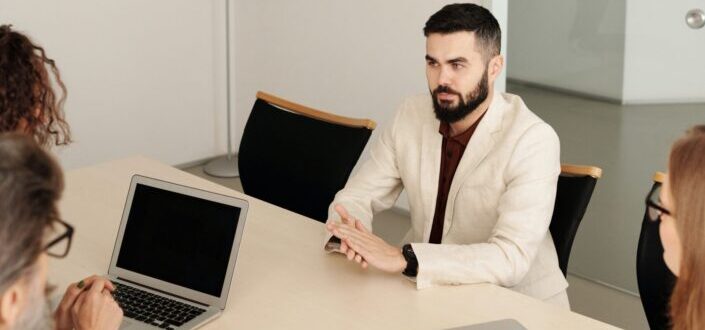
left=48, top=156, right=618, bottom=329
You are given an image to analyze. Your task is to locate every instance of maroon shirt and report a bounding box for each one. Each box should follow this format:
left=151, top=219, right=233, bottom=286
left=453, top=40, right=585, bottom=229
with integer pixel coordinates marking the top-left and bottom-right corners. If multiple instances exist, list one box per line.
left=428, top=112, right=486, bottom=244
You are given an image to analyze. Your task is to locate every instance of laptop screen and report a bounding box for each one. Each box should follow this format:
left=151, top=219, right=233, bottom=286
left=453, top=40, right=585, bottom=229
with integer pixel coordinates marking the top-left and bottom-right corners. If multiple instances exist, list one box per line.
left=115, top=183, right=241, bottom=297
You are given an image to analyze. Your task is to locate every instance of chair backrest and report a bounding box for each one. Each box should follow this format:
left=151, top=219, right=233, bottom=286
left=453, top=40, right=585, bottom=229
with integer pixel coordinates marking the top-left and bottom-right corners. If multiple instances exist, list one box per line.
left=549, top=164, right=602, bottom=276
left=637, top=172, right=676, bottom=330
left=238, top=91, right=376, bottom=222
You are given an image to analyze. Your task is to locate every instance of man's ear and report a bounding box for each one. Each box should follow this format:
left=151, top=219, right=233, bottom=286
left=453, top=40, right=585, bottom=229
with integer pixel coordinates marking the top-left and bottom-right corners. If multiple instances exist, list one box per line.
left=0, top=279, right=27, bottom=328
left=488, top=54, right=504, bottom=82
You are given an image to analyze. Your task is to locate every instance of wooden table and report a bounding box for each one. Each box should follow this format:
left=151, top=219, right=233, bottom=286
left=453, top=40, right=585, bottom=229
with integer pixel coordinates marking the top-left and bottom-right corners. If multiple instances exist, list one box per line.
left=49, top=156, right=617, bottom=329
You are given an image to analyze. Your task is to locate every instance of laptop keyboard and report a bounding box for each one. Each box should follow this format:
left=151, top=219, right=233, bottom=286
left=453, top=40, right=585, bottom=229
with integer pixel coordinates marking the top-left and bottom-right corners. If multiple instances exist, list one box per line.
left=112, top=282, right=206, bottom=329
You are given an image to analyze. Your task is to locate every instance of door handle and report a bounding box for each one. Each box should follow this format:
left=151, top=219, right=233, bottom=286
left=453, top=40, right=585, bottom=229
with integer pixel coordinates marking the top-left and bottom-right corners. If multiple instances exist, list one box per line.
left=686, top=9, right=705, bottom=29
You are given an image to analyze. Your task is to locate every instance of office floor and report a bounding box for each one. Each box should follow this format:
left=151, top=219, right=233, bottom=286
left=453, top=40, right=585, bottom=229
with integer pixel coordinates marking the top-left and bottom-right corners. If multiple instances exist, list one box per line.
left=182, top=164, right=647, bottom=329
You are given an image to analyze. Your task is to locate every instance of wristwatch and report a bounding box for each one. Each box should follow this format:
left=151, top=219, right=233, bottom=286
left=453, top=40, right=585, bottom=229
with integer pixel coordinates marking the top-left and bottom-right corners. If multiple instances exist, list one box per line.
left=401, top=244, right=418, bottom=277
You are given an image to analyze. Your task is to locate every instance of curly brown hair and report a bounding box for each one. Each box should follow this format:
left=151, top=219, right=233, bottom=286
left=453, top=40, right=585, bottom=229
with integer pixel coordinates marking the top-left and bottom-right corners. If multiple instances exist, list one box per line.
left=0, top=25, right=71, bottom=146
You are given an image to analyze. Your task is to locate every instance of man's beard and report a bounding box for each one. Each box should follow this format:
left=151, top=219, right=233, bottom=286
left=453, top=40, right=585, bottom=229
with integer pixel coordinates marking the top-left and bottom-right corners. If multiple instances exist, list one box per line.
left=431, top=68, right=489, bottom=123
left=13, top=276, right=54, bottom=330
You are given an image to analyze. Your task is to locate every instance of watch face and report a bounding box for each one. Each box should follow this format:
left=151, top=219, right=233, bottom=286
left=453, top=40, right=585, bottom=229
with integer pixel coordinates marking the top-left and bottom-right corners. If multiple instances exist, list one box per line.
left=403, top=244, right=414, bottom=257
left=401, top=244, right=418, bottom=276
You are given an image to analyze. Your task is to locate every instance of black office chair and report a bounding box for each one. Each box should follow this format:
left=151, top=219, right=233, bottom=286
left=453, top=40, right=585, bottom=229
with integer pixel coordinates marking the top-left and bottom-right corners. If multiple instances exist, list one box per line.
left=637, top=172, right=676, bottom=330
left=238, top=91, right=376, bottom=223
left=549, top=164, right=602, bottom=277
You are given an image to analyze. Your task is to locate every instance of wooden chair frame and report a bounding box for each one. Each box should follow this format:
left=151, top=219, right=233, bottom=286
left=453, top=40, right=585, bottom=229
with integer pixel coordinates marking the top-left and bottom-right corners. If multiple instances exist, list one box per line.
left=561, top=164, right=602, bottom=179
left=256, top=91, right=376, bottom=130
left=653, top=171, right=665, bottom=183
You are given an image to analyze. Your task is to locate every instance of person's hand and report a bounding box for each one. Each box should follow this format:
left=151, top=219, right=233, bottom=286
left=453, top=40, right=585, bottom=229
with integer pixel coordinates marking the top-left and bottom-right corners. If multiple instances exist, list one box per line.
left=327, top=217, right=407, bottom=273
left=54, top=275, right=117, bottom=330
left=70, top=276, right=123, bottom=330
left=332, top=205, right=368, bottom=268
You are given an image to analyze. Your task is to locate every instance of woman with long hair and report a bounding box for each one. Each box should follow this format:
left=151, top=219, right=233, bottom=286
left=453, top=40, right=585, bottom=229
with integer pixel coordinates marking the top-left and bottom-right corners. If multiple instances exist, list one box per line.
left=648, top=125, right=705, bottom=329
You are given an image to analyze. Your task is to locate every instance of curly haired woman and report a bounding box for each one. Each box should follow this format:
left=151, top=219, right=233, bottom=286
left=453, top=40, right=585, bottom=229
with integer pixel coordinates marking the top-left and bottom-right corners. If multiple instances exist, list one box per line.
left=0, top=24, right=71, bottom=146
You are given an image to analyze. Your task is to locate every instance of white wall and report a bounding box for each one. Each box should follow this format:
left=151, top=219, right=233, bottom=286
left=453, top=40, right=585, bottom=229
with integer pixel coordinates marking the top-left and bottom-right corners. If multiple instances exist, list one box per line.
left=622, top=0, right=705, bottom=104
left=507, top=0, right=627, bottom=101
left=0, top=0, right=229, bottom=169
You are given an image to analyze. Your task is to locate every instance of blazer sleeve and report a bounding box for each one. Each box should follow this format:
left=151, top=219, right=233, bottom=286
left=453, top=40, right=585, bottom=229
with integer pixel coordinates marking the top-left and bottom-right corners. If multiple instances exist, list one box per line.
left=322, top=101, right=407, bottom=248
left=411, top=122, right=561, bottom=289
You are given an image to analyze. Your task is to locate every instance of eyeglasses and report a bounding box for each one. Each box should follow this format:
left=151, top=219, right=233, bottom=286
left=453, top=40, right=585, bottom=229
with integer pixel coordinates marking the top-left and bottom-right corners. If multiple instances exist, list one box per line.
left=645, top=184, right=672, bottom=222
left=44, top=219, right=74, bottom=258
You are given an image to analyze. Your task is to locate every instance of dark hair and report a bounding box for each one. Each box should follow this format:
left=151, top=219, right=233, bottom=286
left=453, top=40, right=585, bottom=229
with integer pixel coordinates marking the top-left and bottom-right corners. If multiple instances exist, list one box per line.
left=423, top=3, right=501, bottom=62
left=0, top=24, right=71, bottom=147
left=0, top=133, right=63, bottom=294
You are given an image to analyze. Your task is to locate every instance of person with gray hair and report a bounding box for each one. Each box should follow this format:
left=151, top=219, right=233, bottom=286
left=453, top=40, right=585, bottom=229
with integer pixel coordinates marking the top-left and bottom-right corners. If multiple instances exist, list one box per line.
left=0, top=133, right=123, bottom=330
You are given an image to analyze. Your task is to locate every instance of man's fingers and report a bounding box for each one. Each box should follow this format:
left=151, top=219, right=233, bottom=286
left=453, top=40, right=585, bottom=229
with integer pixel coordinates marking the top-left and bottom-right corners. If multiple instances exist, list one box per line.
left=346, top=248, right=356, bottom=261
left=87, top=278, right=105, bottom=296
left=355, top=219, right=369, bottom=233
left=361, top=261, right=368, bottom=269
left=329, top=221, right=374, bottom=249
left=334, top=204, right=349, bottom=218
left=72, top=290, right=88, bottom=316
left=330, top=225, right=367, bottom=247
left=335, top=204, right=354, bottom=225
left=82, top=276, right=115, bottom=292
left=329, top=227, right=346, bottom=242
left=339, top=240, right=349, bottom=254
left=336, top=225, right=375, bottom=247
left=344, top=237, right=370, bottom=258
left=327, top=223, right=374, bottom=265
left=58, top=284, right=82, bottom=311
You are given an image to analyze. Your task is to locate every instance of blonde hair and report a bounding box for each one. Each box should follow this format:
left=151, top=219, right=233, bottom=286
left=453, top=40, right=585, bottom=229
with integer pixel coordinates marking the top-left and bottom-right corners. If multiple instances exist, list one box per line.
left=668, top=125, right=705, bottom=330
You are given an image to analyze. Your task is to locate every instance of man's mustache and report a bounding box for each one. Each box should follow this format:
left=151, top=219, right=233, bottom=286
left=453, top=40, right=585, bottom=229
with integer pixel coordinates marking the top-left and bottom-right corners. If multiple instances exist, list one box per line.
left=433, top=86, right=462, bottom=99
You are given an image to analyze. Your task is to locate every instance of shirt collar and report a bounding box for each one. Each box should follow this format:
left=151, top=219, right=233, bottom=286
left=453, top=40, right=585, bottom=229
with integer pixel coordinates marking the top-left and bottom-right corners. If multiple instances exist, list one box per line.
left=438, top=108, right=488, bottom=146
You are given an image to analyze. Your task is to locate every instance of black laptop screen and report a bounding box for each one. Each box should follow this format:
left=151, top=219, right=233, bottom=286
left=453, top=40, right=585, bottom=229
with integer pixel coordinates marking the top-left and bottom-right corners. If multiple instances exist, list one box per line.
left=116, top=183, right=241, bottom=297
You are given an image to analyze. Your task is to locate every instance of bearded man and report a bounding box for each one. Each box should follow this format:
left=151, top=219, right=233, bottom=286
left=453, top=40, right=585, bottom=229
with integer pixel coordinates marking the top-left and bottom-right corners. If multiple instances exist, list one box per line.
left=324, top=3, right=569, bottom=309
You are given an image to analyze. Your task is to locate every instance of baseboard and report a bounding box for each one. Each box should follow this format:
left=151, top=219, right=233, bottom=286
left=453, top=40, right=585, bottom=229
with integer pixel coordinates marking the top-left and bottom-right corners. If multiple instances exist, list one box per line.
left=507, top=78, right=624, bottom=104
left=567, top=271, right=640, bottom=298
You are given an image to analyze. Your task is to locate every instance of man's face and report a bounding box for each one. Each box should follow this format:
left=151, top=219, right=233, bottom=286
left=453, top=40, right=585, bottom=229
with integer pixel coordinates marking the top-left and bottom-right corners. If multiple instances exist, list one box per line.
left=425, top=32, right=493, bottom=123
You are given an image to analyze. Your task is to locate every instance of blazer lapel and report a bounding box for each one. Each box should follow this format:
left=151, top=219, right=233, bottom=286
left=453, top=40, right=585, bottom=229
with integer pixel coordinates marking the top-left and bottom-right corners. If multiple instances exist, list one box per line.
left=419, top=121, right=443, bottom=241
left=443, top=93, right=506, bottom=237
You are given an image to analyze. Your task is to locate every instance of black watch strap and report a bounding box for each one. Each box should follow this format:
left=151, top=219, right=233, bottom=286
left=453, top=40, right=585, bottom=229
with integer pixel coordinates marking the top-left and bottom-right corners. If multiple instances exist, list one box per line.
left=402, top=244, right=418, bottom=277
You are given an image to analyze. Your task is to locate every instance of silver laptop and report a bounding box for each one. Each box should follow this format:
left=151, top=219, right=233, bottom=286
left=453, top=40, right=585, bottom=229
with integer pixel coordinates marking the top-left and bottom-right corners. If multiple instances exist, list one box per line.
left=107, top=175, right=248, bottom=329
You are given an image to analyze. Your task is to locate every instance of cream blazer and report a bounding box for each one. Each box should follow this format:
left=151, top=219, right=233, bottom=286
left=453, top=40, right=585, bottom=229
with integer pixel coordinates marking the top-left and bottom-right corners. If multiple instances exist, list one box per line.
left=324, top=92, right=568, bottom=301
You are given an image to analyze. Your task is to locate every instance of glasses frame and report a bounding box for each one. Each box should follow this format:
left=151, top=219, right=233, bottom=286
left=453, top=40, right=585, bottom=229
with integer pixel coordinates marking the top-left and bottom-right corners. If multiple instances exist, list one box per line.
left=645, top=184, right=672, bottom=222
left=44, top=219, right=74, bottom=258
